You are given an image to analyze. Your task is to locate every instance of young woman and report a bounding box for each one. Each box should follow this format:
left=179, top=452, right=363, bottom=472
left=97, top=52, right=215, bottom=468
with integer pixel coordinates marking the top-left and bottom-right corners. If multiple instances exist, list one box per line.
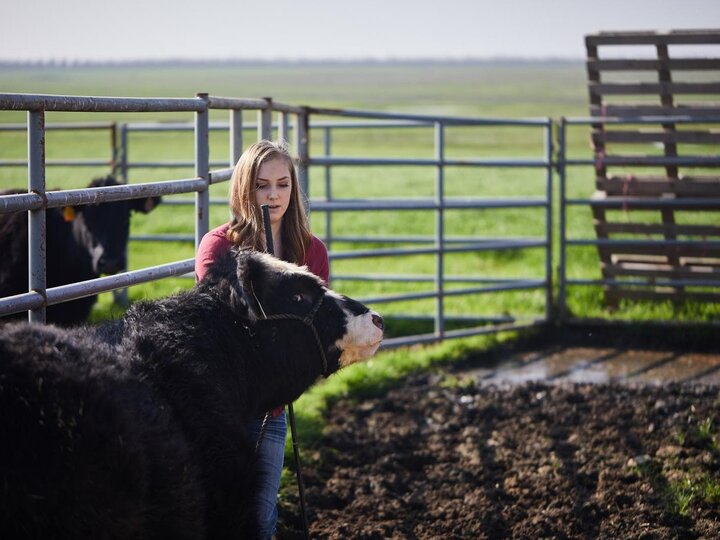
left=195, top=139, right=329, bottom=539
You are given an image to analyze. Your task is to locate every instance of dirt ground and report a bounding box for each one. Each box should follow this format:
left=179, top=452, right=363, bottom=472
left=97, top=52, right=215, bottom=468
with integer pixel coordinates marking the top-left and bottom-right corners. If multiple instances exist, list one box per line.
left=278, top=331, right=720, bottom=539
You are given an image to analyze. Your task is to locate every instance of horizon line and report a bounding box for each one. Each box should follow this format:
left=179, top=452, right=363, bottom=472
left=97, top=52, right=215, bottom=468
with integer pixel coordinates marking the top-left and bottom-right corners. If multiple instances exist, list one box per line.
left=0, top=56, right=585, bottom=67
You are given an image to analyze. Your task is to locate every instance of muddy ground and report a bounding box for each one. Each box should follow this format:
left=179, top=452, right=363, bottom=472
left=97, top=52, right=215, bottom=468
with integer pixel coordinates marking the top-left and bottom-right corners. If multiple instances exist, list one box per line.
left=278, top=331, right=720, bottom=539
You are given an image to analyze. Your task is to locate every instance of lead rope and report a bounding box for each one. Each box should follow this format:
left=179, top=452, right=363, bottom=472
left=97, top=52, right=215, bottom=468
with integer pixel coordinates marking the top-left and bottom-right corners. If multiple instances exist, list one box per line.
left=250, top=285, right=318, bottom=540
left=252, top=285, right=328, bottom=455
left=256, top=204, right=311, bottom=540
left=254, top=411, right=272, bottom=454
left=252, top=281, right=271, bottom=457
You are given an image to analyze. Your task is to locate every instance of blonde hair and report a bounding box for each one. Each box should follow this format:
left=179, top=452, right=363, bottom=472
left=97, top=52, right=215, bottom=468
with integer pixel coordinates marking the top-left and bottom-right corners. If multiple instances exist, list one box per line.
left=226, top=140, right=312, bottom=264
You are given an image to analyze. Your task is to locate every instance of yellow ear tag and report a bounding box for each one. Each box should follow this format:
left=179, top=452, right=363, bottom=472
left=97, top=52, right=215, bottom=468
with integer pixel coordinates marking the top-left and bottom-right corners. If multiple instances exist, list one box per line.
left=63, top=206, right=76, bottom=222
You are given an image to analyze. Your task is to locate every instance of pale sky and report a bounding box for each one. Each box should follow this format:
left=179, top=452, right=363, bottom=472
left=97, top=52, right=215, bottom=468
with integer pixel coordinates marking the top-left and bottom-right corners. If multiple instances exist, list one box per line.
left=2, top=0, right=718, bottom=62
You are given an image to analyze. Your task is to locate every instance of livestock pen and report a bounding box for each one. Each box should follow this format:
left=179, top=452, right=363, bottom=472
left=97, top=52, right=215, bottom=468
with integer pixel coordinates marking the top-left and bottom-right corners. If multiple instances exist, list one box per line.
left=1, top=73, right=719, bottom=537
left=0, top=92, right=554, bottom=347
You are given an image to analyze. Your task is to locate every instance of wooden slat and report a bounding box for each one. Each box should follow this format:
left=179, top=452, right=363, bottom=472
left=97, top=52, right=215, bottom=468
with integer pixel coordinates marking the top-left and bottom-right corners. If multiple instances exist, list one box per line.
left=590, top=197, right=720, bottom=211
left=596, top=221, right=720, bottom=237
left=604, top=262, right=720, bottom=280
left=596, top=176, right=720, bottom=197
left=592, top=129, right=720, bottom=145
left=591, top=104, right=720, bottom=117
left=590, top=81, right=720, bottom=96
left=609, top=256, right=720, bottom=267
left=608, top=254, right=720, bottom=268
left=680, top=258, right=720, bottom=267
left=587, top=30, right=720, bottom=47
left=609, top=254, right=670, bottom=264
left=588, top=58, right=720, bottom=71
left=605, top=288, right=720, bottom=303
left=594, top=154, right=720, bottom=167
left=588, top=191, right=720, bottom=211
left=594, top=243, right=720, bottom=258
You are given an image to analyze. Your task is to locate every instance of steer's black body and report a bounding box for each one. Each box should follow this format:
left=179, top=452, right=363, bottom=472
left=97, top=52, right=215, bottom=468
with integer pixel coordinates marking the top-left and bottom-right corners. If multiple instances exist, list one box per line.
left=0, top=176, right=160, bottom=326
left=0, top=249, right=383, bottom=539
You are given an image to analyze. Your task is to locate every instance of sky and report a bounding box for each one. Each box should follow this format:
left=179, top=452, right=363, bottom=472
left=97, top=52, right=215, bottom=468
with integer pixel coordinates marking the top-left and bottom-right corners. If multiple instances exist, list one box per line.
left=2, top=0, right=719, bottom=62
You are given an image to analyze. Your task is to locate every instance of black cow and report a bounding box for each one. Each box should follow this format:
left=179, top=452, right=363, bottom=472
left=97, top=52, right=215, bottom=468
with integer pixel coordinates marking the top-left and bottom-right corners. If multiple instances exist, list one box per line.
left=0, top=249, right=384, bottom=539
left=0, top=176, right=160, bottom=326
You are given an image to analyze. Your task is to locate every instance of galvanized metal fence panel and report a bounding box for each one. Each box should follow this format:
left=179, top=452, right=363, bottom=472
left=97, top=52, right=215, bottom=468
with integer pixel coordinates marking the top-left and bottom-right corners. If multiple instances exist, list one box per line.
left=0, top=92, right=554, bottom=349
left=0, top=93, right=226, bottom=323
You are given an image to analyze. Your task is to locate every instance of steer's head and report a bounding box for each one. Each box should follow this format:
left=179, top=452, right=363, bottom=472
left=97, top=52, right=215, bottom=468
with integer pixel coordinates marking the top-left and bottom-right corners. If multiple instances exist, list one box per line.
left=206, top=249, right=384, bottom=375
left=64, top=176, right=161, bottom=275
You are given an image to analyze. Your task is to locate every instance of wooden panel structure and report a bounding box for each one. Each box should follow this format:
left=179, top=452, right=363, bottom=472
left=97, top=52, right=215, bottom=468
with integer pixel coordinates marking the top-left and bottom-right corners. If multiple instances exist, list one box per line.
left=585, top=30, right=720, bottom=306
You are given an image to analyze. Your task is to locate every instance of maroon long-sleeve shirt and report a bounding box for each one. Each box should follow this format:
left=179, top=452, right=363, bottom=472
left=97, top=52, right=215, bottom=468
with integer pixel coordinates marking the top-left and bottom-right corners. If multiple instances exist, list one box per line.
left=194, top=222, right=330, bottom=417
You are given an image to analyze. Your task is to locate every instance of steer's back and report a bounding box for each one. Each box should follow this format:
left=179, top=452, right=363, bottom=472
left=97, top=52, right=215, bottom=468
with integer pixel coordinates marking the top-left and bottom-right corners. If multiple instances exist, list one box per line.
left=0, top=322, right=206, bottom=539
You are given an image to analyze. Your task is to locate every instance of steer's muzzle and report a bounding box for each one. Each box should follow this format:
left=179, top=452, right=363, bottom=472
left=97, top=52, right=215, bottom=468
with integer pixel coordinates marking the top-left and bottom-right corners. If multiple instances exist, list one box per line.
left=371, top=313, right=384, bottom=331
left=96, top=254, right=125, bottom=275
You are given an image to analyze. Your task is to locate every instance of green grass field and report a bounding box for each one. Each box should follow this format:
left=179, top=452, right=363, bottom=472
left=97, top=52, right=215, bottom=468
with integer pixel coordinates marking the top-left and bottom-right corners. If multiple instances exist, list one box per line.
left=1, top=61, right=718, bottom=330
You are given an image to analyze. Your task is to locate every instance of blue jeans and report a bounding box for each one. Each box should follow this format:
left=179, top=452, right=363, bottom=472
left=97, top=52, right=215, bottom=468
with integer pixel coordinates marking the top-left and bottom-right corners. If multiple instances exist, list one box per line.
left=246, top=410, right=286, bottom=540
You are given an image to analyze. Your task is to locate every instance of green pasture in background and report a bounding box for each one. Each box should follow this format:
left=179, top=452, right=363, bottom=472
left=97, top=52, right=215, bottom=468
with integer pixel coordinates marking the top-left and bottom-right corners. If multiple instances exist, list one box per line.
left=1, top=61, right=718, bottom=327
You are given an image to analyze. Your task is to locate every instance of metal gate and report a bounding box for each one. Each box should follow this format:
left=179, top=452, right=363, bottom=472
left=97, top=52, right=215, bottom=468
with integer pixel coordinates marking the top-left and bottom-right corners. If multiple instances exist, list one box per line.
left=0, top=92, right=553, bottom=348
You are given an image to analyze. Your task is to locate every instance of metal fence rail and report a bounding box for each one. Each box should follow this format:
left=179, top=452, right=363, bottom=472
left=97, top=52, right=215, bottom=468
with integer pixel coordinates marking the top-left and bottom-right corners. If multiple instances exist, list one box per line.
left=0, top=122, right=119, bottom=170
left=0, top=92, right=217, bottom=322
left=0, top=92, right=553, bottom=348
left=306, top=110, right=553, bottom=347
left=116, top=104, right=552, bottom=346
left=3, top=94, right=719, bottom=336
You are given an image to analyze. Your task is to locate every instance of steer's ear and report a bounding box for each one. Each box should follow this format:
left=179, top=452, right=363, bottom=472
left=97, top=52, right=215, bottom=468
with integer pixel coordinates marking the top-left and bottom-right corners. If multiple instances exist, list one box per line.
left=234, top=250, right=266, bottom=320
left=230, top=249, right=262, bottom=320
left=131, top=196, right=162, bottom=214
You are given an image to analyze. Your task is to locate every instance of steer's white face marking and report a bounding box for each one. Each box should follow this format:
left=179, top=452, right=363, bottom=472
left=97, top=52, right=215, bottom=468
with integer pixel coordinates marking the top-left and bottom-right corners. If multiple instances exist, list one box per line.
left=254, top=260, right=383, bottom=367
left=335, top=307, right=384, bottom=367
left=91, top=245, right=105, bottom=274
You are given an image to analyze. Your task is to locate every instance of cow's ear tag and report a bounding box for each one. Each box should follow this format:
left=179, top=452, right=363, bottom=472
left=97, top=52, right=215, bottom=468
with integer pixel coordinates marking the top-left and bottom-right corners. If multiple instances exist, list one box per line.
left=62, top=206, right=76, bottom=222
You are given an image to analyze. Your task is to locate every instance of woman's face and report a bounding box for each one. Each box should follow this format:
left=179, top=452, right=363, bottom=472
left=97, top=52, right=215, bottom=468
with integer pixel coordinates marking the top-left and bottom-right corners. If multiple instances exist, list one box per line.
left=255, top=157, right=292, bottom=226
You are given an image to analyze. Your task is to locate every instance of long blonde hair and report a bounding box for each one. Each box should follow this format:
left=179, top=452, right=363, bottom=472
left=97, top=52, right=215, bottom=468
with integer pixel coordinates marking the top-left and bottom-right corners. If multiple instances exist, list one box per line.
left=226, top=140, right=312, bottom=264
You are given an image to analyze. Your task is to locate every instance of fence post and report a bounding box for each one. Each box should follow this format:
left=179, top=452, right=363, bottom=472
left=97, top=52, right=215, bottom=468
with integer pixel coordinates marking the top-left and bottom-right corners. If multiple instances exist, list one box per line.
left=230, top=108, right=243, bottom=167
left=323, top=126, right=332, bottom=258
left=557, top=117, right=567, bottom=321
left=258, top=98, right=272, bottom=141
left=279, top=111, right=290, bottom=145
left=294, top=109, right=310, bottom=209
left=119, top=123, right=129, bottom=183
left=544, top=120, right=554, bottom=323
left=434, top=121, right=445, bottom=339
left=195, top=93, right=210, bottom=250
left=113, top=120, right=130, bottom=307
left=110, top=122, right=119, bottom=177
left=28, top=108, right=46, bottom=323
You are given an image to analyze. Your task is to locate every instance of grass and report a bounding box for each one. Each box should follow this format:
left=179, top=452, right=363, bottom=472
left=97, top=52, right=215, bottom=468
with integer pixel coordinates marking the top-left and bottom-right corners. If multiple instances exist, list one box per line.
left=642, top=414, right=720, bottom=518
left=1, top=63, right=564, bottom=329
left=3, top=61, right=719, bottom=321
left=2, top=60, right=719, bottom=327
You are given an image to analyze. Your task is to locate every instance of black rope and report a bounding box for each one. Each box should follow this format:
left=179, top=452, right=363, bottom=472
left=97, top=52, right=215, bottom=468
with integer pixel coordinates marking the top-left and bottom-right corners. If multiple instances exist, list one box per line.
left=259, top=204, right=311, bottom=540
left=254, top=411, right=272, bottom=454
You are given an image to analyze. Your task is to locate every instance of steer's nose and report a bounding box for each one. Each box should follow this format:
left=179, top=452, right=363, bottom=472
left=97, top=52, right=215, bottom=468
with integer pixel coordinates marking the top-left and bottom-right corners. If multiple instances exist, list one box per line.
left=97, top=255, right=123, bottom=275
left=371, top=313, right=384, bottom=331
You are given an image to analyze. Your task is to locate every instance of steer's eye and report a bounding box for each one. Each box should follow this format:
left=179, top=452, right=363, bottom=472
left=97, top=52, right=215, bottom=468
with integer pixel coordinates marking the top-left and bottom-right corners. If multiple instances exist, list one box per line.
left=291, top=293, right=304, bottom=303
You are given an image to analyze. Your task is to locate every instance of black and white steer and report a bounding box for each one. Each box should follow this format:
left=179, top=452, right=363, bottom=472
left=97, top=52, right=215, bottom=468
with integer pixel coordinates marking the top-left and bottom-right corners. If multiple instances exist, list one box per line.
left=0, top=248, right=383, bottom=539
left=0, top=175, right=160, bottom=326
